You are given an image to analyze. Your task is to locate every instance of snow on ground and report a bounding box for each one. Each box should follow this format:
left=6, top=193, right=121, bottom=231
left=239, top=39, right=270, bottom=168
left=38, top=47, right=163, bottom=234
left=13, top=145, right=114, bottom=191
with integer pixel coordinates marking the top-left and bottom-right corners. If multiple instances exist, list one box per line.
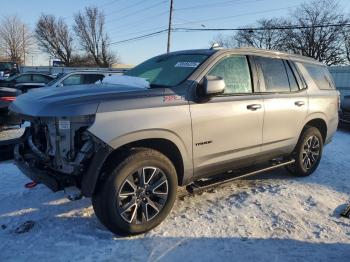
left=0, top=126, right=24, bottom=141
left=0, top=129, right=349, bottom=261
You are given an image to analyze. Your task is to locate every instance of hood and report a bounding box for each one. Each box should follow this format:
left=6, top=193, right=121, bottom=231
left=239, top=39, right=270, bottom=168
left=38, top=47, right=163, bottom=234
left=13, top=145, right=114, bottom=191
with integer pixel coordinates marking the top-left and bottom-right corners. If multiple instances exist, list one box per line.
left=9, top=83, right=152, bottom=117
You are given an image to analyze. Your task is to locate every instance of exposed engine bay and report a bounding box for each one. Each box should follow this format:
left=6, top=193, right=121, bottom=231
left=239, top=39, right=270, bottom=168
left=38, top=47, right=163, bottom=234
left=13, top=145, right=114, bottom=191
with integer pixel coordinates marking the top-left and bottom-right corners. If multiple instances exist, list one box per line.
left=16, top=115, right=99, bottom=182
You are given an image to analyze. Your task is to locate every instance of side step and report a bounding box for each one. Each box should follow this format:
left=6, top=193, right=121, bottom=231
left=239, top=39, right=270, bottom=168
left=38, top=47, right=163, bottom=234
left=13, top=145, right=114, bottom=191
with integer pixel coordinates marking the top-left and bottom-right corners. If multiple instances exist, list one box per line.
left=186, top=159, right=295, bottom=194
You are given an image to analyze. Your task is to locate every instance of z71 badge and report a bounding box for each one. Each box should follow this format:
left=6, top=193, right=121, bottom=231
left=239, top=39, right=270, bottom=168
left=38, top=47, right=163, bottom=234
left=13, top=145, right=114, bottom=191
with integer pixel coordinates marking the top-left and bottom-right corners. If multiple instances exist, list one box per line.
left=163, top=95, right=184, bottom=102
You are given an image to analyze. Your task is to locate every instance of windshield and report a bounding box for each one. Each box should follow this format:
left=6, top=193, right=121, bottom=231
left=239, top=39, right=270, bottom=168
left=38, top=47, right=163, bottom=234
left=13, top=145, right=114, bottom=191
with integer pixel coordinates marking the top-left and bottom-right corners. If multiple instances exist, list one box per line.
left=5, top=74, right=18, bottom=81
left=0, top=62, right=12, bottom=71
left=125, top=53, right=209, bottom=87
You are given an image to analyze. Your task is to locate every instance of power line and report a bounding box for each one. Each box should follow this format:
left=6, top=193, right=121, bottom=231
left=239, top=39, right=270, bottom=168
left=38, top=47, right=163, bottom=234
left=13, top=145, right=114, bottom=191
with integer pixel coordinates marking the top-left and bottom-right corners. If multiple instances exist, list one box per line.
left=105, top=0, right=148, bottom=17
left=110, top=29, right=168, bottom=45
left=175, top=0, right=264, bottom=11
left=61, top=0, right=124, bottom=20
left=110, top=25, right=167, bottom=39
left=108, top=22, right=350, bottom=46
left=99, top=0, right=123, bottom=8
left=108, top=10, right=168, bottom=34
left=174, top=6, right=298, bottom=26
left=106, top=0, right=167, bottom=24
left=174, top=23, right=350, bottom=32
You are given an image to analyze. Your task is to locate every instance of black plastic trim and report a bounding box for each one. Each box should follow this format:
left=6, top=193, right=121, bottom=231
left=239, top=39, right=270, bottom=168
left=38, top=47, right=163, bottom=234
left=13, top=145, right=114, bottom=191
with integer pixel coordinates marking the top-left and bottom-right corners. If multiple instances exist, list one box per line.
left=81, top=144, right=113, bottom=197
left=14, top=144, right=61, bottom=192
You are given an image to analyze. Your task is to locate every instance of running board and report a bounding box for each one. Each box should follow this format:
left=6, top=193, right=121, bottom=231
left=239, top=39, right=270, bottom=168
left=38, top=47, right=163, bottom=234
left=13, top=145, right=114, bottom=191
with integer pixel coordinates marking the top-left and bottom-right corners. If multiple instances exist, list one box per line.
left=186, top=159, right=295, bottom=194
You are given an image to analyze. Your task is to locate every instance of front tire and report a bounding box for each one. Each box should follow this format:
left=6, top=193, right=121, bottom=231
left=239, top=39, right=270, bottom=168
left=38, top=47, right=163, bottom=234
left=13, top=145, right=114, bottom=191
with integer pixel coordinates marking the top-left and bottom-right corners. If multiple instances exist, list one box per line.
left=92, top=148, right=177, bottom=235
left=286, top=126, right=323, bottom=177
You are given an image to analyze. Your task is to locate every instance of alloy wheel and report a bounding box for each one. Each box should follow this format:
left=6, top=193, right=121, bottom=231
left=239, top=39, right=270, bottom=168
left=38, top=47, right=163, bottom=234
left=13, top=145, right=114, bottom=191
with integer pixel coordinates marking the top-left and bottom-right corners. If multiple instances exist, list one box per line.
left=302, top=135, right=320, bottom=170
left=117, top=167, right=169, bottom=224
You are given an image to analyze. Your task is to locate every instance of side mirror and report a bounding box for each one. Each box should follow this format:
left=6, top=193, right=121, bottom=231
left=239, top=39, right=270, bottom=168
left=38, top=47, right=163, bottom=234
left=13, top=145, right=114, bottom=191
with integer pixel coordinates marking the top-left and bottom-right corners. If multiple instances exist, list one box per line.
left=204, top=75, right=225, bottom=96
left=57, top=83, right=64, bottom=88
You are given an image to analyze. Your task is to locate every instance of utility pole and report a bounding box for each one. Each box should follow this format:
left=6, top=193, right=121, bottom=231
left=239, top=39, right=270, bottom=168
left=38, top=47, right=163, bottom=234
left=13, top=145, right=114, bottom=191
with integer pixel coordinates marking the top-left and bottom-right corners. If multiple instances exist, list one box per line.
left=167, top=0, right=174, bottom=53
left=22, top=25, right=26, bottom=65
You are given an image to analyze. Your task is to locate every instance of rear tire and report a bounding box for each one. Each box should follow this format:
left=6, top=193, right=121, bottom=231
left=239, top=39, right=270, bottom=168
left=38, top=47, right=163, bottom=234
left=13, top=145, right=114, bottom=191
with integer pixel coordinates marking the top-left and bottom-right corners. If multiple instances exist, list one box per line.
left=286, top=126, right=323, bottom=177
left=92, top=148, right=177, bottom=236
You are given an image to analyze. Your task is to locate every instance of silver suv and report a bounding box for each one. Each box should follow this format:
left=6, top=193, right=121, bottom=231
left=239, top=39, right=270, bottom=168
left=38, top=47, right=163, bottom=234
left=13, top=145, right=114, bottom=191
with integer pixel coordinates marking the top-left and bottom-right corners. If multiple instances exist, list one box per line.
left=10, top=48, right=339, bottom=235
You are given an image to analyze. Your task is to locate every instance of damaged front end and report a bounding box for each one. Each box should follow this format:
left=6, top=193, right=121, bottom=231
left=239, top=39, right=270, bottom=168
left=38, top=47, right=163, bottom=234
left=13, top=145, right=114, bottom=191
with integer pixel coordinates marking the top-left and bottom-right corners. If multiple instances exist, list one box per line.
left=14, top=115, right=112, bottom=194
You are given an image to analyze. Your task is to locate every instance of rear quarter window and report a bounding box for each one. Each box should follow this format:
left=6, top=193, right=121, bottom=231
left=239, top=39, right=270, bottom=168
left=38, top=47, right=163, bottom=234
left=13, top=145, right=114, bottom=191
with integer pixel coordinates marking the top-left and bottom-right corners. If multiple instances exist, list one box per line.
left=304, top=64, right=335, bottom=90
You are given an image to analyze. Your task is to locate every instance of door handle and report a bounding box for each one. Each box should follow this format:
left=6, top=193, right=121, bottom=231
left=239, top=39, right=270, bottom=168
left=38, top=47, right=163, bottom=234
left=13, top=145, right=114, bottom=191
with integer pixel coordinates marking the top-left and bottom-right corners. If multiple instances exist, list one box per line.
left=294, top=101, right=305, bottom=107
left=247, top=104, right=262, bottom=111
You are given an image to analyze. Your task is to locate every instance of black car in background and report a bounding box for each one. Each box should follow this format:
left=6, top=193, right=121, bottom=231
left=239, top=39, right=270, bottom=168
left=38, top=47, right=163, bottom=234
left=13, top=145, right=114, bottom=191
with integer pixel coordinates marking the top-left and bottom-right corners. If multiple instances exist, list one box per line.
left=339, top=95, right=350, bottom=125
left=0, top=62, right=19, bottom=78
left=0, top=73, right=54, bottom=128
left=0, top=86, right=21, bottom=128
left=0, top=73, right=54, bottom=92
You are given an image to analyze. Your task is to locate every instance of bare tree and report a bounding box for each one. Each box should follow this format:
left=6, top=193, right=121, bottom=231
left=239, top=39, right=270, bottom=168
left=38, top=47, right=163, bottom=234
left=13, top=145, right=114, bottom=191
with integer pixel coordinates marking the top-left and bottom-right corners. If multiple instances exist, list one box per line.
left=0, top=15, right=33, bottom=64
left=211, top=33, right=237, bottom=48
left=210, top=0, right=348, bottom=65
left=73, top=7, right=116, bottom=67
left=212, top=19, right=286, bottom=50
left=283, top=0, right=347, bottom=65
left=341, top=26, right=350, bottom=64
left=235, top=18, right=286, bottom=50
left=35, top=14, right=74, bottom=66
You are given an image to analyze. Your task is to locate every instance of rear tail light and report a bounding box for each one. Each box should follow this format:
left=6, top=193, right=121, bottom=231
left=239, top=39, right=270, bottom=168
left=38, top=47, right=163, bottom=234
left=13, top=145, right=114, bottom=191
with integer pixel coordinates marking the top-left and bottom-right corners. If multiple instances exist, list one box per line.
left=0, top=96, right=16, bottom=102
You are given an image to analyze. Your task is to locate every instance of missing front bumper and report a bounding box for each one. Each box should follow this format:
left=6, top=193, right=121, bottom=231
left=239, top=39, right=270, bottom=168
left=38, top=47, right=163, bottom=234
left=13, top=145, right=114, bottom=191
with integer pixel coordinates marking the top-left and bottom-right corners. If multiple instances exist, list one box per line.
left=14, top=143, right=74, bottom=192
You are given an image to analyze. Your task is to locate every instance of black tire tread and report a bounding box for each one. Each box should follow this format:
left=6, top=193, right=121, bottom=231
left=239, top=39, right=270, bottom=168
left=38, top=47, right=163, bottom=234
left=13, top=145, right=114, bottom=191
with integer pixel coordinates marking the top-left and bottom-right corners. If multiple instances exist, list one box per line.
left=92, top=147, right=177, bottom=235
left=286, top=126, right=323, bottom=177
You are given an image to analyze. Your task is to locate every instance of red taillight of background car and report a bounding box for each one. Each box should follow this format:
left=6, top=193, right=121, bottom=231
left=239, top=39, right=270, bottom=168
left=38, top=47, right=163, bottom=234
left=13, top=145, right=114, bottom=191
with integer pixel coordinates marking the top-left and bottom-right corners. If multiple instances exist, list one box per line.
left=0, top=96, right=16, bottom=102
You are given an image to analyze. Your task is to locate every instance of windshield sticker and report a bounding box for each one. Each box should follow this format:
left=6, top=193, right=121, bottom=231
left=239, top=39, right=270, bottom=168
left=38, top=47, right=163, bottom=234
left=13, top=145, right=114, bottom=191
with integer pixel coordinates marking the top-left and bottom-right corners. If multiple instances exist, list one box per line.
left=175, top=62, right=200, bottom=68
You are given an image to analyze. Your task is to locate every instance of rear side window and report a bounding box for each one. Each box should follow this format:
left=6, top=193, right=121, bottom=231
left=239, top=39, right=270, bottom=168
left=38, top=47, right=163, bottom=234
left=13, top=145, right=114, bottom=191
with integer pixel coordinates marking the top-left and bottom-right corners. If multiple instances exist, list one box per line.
left=33, top=74, right=51, bottom=83
left=83, top=74, right=105, bottom=84
left=304, top=64, right=334, bottom=90
left=15, top=74, right=32, bottom=83
left=208, top=55, right=252, bottom=94
left=255, top=57, right=290, bottom=92
left=62, top=74, right=82, bottom=86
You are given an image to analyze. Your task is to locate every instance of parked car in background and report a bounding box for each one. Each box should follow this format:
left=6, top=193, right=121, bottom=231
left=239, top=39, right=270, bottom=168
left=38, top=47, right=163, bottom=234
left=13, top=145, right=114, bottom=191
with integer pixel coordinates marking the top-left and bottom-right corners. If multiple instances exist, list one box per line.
left=0, top=71, right=124, bottom=129
left=10, top=48, right=338, bottom=235
left=0, top=73, right=54, bottom=92
left=0, top=73, right=53, bottom=128
left=0, top=62, right=19, bottom=79
left=339, top=95, right=350, bottom=125
left=0, top=87, right=21, bottom=129
left=45, top=71, right=122, bottom=88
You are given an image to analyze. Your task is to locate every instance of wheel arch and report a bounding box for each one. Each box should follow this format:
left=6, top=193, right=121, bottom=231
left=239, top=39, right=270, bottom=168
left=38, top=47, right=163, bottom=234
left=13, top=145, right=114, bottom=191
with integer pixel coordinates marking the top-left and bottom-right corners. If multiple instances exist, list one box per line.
left=303, top=117, right=328, bottom=143
left=103, top=138, right=186, bottom=185
left=81, top=133, right=191, bottom=198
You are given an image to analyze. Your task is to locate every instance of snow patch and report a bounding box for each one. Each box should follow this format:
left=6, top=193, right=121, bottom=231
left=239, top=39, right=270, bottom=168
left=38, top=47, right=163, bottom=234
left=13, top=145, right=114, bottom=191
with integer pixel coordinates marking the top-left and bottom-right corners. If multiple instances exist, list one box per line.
left=0, top=130, right=349, bottom=261
left=98, top=75, right=150, bottom=88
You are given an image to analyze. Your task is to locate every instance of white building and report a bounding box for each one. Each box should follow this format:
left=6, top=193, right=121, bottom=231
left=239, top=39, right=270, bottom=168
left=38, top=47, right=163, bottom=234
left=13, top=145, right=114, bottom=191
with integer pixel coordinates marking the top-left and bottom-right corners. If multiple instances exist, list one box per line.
left=329, top=66, right=350, bottom=98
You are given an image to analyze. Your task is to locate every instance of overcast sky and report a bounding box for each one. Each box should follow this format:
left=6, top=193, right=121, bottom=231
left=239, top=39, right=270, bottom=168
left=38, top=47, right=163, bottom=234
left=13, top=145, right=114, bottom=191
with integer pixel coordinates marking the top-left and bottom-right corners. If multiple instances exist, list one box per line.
left=2, top=0, right=350, bottom=66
